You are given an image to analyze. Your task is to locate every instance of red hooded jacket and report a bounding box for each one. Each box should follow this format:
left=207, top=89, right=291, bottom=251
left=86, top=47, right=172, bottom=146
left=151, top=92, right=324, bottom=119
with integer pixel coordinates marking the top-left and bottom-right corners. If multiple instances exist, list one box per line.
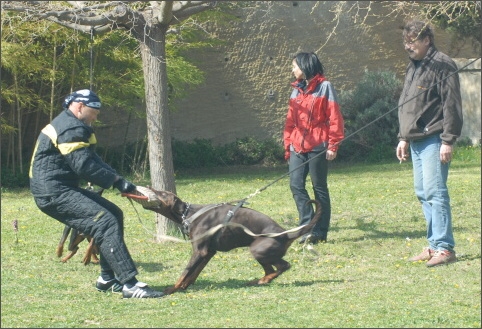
left=283, top=74, right=344, bottom=160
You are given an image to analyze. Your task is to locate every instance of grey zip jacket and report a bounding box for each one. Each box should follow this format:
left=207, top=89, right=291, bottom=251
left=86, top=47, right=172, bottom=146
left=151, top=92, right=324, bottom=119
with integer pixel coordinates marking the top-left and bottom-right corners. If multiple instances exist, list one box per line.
left=398, top=46, right=463, bottom=145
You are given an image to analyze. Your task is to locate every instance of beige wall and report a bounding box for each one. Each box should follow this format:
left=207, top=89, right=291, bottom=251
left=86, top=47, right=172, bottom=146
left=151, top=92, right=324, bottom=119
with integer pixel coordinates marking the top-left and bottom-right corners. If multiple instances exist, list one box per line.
left=165, top=1, right=480, bottom=146
left=96, top=1, right=480, bottom=147
left=454, top=58, right=481, bottom=145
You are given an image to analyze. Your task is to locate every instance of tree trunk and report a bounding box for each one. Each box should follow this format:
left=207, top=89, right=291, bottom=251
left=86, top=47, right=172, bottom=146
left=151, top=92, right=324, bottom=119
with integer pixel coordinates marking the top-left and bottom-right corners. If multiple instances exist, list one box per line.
left=137, top=25, right=177, bottom=242
left=133, top=124, right=144, bottom=174
left=50, top=39, right=57, bottom=122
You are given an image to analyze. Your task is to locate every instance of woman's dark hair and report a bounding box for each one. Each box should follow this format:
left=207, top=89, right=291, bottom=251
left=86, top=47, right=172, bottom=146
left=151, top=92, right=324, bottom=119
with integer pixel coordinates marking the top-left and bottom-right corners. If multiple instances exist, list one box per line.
left=293, top=52, right=324, bottom=80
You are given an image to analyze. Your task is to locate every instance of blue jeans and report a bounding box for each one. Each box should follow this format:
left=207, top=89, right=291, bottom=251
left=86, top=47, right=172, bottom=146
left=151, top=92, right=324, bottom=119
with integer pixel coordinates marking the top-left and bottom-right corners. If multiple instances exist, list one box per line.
left=289, top=146, right=331, bottom=239
left=410, top=135, right=455, bottom=252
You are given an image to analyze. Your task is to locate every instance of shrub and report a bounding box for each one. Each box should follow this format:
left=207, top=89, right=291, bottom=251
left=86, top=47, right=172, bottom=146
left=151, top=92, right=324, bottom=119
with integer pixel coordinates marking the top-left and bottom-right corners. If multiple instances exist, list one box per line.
left=259, top=138, right=285, bottom=165
left=172, top=137, right=285, bottom=169
left=338, top=70, right=402, bottom=162
left=1, top=166, right=30, bottom=189
left=456, top=136, right=476, bottom=147
left=172, top=138, right=219, bottom=168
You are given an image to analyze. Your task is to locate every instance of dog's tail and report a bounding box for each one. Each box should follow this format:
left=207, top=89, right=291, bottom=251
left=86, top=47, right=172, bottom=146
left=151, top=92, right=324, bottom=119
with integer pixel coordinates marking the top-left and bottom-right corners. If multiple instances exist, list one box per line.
left=285, top=199, right=322, bottom=241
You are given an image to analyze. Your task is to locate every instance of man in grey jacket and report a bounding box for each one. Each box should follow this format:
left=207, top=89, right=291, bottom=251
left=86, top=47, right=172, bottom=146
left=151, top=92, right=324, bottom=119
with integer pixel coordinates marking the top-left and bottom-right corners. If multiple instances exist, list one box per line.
left=396, top=21, right=463, bottom=267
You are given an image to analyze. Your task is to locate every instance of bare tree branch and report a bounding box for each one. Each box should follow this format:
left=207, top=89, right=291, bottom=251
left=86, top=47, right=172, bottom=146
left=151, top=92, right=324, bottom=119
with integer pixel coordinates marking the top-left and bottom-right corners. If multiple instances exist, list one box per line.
left=157, top=0, right=174, bottom=25
left=1, top=1, right=216, bottom=31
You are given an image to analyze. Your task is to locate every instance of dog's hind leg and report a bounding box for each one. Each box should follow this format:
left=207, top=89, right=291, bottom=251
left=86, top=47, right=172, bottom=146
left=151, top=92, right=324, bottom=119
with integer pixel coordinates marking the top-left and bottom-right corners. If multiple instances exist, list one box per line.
left=57, top=225, right=71, bottom=258
left=90, top=242, right=100, bottom=264
left=61, top=229, right=84, bottom=263
left=248, top=259, right=291, bottom=285
left=260, top=259, right=291, bottom=284
left=247, top=238, right=291, bottom=285
left=82, top=238, right=97, bottom=266
left=164, top=251, right=215, bottom=295
left=61, top=248, right=79, bottom=263
left=246, top=262, right=275, bottom=286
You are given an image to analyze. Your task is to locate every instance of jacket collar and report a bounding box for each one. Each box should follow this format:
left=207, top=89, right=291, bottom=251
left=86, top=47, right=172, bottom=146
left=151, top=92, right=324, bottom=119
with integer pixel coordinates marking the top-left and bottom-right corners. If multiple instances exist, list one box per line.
left=291, top=74, right=326, bottom=93
left=410, top=45, right=437, bottom=67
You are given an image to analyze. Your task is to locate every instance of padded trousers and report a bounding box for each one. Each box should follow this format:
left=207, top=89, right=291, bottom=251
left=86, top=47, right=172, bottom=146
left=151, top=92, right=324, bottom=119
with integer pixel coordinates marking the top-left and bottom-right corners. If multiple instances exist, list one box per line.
left=34, top=187, right=138, bottom=284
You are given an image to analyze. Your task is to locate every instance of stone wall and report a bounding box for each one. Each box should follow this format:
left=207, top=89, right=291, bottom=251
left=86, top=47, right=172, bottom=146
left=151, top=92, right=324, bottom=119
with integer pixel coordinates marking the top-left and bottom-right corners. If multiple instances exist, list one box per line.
left=454, top=58, right=481, bottom=145
left=6, top=2, right=480, bottom=168
left=163, top=1, right=480, bottom=146
left=18, top=1, right=479, bottom=155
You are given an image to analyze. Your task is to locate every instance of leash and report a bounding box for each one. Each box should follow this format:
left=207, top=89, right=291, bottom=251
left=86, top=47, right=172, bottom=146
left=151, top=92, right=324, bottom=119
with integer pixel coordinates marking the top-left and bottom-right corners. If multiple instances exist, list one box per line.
left=125, top=195, right=312, bottom=243
left=239, top=57, right=481, bottom=204
left=125, top=197, right=165, bottom=238
left=222, top=199, right=247, bottom=224
left=212, top=198, right=249, bottom=244
left=123, top=190, right=320, bottom=256
left=125, top=57, right=481, bottom=244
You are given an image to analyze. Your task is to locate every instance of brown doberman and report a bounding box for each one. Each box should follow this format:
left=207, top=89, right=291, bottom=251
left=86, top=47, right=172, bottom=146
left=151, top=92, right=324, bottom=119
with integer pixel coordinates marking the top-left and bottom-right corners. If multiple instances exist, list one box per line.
left=56, top=226, right=99, bottom=264
left=123, top=187, right=322, bottom=295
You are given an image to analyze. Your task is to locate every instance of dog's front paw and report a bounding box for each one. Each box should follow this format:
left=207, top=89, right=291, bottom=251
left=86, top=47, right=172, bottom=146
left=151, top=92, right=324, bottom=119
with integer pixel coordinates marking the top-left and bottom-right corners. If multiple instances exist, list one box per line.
left=246, top=278, right=265, bottom=286
left=163, top=287, right=177, bottom=295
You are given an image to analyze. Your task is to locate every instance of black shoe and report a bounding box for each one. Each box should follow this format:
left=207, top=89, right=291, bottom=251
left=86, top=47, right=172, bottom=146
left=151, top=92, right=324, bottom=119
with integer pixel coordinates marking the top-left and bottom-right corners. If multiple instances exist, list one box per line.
left=308, top=234, right=326, bottom=245
left=299, top=234, right=310, bottom=244
left=96, top=276, right=123, bottom=293
left=122, top=282, right=165, bottom=299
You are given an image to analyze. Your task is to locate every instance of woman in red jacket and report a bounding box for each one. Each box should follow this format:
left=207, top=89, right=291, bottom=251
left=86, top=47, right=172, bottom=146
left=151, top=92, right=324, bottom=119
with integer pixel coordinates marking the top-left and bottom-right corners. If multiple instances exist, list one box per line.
left=283, top=52, right=344, bottom=244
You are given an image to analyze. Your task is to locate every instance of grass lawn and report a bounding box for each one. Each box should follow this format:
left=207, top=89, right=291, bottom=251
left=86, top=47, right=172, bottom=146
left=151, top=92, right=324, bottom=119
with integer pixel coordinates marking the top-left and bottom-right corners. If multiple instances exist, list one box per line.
left=1, top=146, right=480, bottom=328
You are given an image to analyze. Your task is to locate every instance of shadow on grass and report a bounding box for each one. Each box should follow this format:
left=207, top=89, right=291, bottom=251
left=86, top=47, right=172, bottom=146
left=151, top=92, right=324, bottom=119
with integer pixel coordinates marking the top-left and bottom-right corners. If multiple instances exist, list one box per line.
left=328, top=214, right=475, bottom=243
left=327, top=217, right=428, bottom=243
left=453, top=253, right=481, bottom=262
left=332, top=229, right=428, bottom=243
left=154, top=277, right=342, bottom=293
left=132, top=261, right=169, bottom=273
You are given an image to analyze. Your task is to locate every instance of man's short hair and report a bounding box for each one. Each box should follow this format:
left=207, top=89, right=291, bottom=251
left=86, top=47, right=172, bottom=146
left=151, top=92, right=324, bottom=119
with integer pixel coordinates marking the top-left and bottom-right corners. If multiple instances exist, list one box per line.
left=403, top=20, right=434, bottom=45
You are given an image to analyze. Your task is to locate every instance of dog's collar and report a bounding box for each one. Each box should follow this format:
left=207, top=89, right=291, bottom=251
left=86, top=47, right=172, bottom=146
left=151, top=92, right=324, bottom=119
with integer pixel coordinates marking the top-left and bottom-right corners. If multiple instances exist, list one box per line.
left=181, top=202, right=191, bottom=221
left=181, top=203, right=223, bottom=235
left=181, top=203, right=191, bottom=234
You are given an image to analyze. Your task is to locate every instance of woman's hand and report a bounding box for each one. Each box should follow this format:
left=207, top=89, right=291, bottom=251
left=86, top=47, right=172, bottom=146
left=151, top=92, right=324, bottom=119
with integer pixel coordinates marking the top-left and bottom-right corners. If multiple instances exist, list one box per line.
left=326, top=150, right=337, bottom=161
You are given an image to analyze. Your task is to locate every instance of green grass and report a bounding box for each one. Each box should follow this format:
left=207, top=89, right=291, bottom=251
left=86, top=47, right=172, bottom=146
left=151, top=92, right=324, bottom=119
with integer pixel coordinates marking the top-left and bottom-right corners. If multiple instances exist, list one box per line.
left=1, top=146, right=480, bottom=328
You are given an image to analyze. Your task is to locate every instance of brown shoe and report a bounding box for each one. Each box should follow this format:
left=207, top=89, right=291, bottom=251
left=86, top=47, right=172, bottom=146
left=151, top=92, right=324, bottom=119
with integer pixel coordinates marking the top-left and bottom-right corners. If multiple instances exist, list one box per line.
left=426, top=250, right=456, bottom=267
left=408, top=247, right=434, bottom=262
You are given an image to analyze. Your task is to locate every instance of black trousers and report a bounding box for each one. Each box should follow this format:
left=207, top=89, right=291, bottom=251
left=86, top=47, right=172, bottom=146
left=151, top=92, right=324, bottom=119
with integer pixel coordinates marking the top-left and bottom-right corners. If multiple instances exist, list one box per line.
left=288, top=147, right=331, bottom=239
left=34, top=187, right=138, bottom=284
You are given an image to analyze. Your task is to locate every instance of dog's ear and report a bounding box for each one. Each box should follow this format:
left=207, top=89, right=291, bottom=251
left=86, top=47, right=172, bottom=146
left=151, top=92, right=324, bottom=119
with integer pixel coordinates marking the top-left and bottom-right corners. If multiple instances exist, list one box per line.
left=145, top=190, right=186, bottom=222
left=173, top=197, right=185, bottom=214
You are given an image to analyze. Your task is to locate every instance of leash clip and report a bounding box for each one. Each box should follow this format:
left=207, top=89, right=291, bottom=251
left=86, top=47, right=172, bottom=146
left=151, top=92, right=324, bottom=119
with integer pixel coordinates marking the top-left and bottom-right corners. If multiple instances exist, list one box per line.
left=224, top=210, right=234, bottom=225
left=181, top=203, right=191, bottom=234
left=182, top=221, right=189, bottom=235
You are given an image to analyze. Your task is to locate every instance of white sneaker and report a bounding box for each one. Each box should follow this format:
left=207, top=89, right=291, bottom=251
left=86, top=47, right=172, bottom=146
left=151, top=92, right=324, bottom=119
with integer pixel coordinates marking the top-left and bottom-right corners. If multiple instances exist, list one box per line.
left=122, top=282, right=165, bottom=299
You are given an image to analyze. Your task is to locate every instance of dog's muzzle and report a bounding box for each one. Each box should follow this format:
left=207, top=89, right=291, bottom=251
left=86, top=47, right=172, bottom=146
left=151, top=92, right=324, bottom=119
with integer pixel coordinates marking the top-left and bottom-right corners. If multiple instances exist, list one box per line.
left=121, top=186, right=165, bottom=208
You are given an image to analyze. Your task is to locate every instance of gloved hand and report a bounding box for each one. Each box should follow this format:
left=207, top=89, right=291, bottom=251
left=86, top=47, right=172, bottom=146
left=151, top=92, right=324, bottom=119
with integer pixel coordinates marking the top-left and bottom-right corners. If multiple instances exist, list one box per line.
left=113, top=177, right=136, bottom=193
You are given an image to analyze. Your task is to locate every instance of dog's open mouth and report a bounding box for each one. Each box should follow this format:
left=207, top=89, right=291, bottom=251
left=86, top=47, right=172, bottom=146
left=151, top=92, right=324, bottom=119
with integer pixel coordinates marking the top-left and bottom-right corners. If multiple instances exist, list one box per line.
left=121, top=186, right=164, bottom=208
